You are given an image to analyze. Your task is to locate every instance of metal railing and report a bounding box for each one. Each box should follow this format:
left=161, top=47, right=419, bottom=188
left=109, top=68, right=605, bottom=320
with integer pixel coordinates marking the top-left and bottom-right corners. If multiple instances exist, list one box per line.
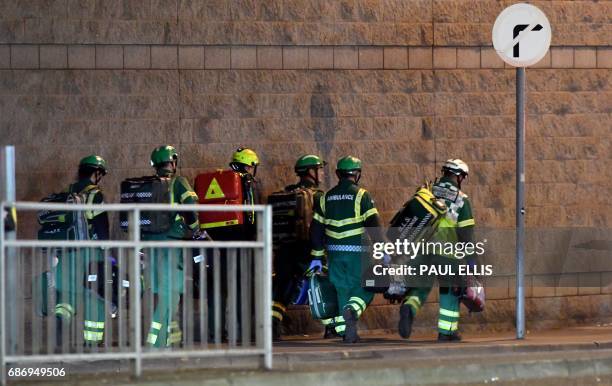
left=0, top=202, right=272, bottom=385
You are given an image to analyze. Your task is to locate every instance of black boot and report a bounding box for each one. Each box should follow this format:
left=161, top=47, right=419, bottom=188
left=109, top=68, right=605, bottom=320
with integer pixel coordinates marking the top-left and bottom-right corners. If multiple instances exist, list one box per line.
left=437, top=332, right=462, bottom=342
left=398, top=304, right=413, bottom=339
left=323, top=324, right=340, bottom=339
left=55, top=316, right=66, bottom=349
left=342, top=308, right=359, bottom=344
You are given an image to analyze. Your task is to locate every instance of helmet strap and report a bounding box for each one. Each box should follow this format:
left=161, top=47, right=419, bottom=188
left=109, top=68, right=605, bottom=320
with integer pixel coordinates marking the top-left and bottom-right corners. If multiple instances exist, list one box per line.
left=457, top=174, right=466, bottom=189
left=93, top=171, right=102, bottom=185
left=336, top=170, right=360, bottom=184
left=302, top=168, right=319, bottom=186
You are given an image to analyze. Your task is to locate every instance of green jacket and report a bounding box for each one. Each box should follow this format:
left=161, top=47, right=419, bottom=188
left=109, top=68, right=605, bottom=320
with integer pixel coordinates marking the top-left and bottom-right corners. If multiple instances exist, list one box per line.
left=310, top=179, right=380, bottom=257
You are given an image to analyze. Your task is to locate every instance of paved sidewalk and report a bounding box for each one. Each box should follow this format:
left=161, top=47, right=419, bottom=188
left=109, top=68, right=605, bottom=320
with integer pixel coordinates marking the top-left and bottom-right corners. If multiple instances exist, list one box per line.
left=15, top=324, right=612, bottom=386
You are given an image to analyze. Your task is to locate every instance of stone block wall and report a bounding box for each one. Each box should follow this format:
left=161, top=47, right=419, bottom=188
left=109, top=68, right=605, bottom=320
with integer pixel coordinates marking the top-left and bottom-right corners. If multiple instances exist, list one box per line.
left=1, top=0, right=611, bottom=329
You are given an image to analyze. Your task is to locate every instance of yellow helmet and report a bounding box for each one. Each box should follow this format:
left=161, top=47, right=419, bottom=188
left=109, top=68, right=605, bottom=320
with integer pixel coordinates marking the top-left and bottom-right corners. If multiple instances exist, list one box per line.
left=231, top=147, right=259, bottom=167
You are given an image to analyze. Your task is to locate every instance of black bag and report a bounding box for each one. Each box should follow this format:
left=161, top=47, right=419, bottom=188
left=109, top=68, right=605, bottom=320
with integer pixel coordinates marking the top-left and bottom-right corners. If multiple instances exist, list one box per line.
left=119, top=176, right=174, bottom=234
left=268, top=188, right=317, bottom=244
left=387, top=186, right=447, bottom=244
left=364, top=185, right=447, bottom=296
left=37, top=185, right=96, bottom=240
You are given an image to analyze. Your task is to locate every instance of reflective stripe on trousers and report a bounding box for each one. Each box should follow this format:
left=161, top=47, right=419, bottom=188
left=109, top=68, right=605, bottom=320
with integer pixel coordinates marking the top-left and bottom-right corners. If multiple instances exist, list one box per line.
left=84, top=320, right=105, bottom=342
left=345, top=296, right=367, bottom=318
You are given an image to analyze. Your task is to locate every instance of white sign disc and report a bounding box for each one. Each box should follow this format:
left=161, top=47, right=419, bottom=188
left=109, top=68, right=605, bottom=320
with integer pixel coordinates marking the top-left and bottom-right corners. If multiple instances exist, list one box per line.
left=492, top=3, right=551, bottom=67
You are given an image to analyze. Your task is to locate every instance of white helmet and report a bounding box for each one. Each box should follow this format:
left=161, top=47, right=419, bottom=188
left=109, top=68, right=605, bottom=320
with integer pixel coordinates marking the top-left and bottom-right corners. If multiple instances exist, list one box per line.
left=442, top=159, right=469, bottom=176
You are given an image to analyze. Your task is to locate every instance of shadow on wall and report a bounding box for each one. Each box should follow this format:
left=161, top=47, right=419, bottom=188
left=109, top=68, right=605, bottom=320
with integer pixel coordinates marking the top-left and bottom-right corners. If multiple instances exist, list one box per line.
left=311, top=83, right=337, bottom=189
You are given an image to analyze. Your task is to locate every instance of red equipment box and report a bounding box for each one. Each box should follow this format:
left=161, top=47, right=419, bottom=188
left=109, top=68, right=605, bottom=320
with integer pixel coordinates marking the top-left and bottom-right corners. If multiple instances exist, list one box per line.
left=194, top=170, right=244, bottom=230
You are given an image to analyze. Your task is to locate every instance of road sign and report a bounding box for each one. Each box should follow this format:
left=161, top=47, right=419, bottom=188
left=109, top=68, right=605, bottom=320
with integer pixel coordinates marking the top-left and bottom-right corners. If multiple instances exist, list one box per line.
left=492, top=2, right=552, bottom=341
left=492, top=3, right=551, bottom=67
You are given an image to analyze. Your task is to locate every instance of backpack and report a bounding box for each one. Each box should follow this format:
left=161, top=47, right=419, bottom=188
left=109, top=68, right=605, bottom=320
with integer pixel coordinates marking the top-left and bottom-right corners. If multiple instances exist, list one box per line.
left=37, top=185, right=97, bottom=240
left=364, top=183, right=448, bottom=296
left=194, top=170, right=245, bottom=230
left=268, top=187, right=317, bottom=244
left=119, top=176, right=174, bottom=234
left=387, top=184, right=447, bottom=245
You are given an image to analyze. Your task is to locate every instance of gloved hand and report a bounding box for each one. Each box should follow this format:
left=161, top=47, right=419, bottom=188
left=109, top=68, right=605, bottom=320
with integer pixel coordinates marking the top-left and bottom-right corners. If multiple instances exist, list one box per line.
left=386, top=281, right=407, bottom=297
left=305, top=260, right=323, bottom=277
left=192, top=229, right=213, bottom=241
left=382, top=253, right=392, bottom=265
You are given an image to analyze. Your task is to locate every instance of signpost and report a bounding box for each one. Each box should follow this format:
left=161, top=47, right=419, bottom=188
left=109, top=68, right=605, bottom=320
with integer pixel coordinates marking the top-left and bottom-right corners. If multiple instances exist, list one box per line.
left=492, top=3, right=551, bottom=340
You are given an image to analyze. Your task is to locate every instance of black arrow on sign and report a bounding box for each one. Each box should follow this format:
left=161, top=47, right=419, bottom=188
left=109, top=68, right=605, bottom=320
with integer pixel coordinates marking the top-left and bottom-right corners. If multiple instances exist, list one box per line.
left=512, top=24, right=543, bottom=58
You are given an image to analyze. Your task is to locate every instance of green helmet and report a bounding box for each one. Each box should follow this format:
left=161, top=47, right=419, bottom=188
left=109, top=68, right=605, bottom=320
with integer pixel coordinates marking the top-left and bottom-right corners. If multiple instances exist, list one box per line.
left=79, top=155, right=108, bottom=175
left=150, top=145, right=178, bottom=167
left=231, top=147, right=259, bottom=167
left=295, top=154, right=326, bottom=174
left=336, top=156, right=362, bottom=174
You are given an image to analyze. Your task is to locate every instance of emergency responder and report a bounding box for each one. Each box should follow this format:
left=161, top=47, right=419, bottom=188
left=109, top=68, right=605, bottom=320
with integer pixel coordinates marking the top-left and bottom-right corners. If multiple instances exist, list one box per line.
left=308, top=156, right=386, bottom=343
left=398, top=159, right=475, bottom=342
left=271, top=155, right=332, bottom=340
left=56, top=155, right=110, bottom=345
left=196, top=147, right=260, bottom=342
left=145, top=145, right=200, bottom=348
left=228, top=147, right=260, bottom=240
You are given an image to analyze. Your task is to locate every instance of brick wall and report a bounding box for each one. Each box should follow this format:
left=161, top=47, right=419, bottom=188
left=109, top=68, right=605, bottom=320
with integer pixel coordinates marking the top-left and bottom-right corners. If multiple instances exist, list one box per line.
left=1, top=0, right=611, bottom=325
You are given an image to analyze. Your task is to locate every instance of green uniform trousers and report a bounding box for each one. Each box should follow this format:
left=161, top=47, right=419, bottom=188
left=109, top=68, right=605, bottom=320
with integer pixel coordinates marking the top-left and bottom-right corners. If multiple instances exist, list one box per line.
left=404, top=286, right=460, bottom=335
left=144, top=234, right=184, bottom=348
left=327, top=254, right=374, bottom=335
left=53, top=248, right=107, bottom=344
left=402, top=254, right=462, bottom=335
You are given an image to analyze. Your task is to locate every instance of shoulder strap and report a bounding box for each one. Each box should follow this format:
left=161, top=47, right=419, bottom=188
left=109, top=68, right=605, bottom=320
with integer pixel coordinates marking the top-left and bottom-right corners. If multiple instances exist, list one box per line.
left=80, top=184, right=98, bottom=194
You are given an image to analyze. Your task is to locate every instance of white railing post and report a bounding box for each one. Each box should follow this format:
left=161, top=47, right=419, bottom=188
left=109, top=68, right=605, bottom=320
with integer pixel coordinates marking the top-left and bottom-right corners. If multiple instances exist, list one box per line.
left=0, top=201, right=6, bottom=386
left=2, top=147, right=16, bottom=358
left=132, top=208, right=142, bottom=377
left=262, top=205, right=273, bottom=370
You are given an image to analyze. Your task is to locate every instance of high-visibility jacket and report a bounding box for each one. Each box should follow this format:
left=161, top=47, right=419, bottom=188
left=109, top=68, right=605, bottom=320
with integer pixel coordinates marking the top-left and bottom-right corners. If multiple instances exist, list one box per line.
left=310, top=179, right=380, bottom=257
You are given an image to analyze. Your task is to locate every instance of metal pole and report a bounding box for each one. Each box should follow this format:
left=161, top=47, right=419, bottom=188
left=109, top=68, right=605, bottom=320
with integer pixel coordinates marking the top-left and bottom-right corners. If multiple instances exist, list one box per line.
left=516, top=67, right=526, bottom=340
left=2, top=147, right=17, bottom=356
